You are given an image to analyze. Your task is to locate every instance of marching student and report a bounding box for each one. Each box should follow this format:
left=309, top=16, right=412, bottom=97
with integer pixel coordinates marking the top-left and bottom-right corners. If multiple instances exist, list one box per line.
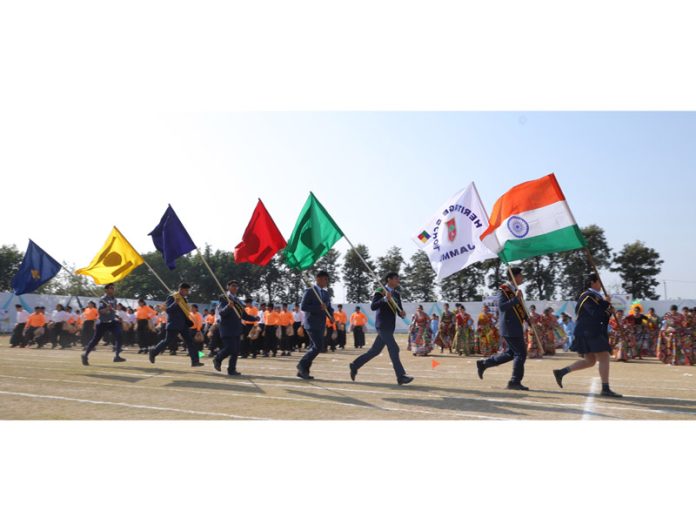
left=349, top=272, right=413, bottom=385
left=213, top=280, right=259, bottom=376
left=296, top=271, right=335, bottom=380
left=476, top=267, right=530, bottom=391
left=81, top=284, right=126, bottom=365
left=553, top=273, right=622, bottom=397
left=148, top=283, right=204, bottom=368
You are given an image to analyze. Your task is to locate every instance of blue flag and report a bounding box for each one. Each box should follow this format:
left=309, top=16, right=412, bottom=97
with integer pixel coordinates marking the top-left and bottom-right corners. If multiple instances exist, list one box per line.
left=11, top=240, right=62, bottom=295
left=148, top=205, right=197, bottom=269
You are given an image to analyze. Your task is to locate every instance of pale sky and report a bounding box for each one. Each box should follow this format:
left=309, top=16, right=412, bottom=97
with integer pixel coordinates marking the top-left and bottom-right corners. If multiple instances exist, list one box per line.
left=2, top=112, right=695, bottom=299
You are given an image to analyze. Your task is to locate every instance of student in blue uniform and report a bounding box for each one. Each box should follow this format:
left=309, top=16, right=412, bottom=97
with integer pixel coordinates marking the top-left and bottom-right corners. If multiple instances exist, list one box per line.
left=476, top=267, right=530, bottom=391
left=296, top=271, right=334, bottom=380
left=81, top=283, right=125, bottom=366
left=148, top=282, right=204, bottom=368
left=213, top=280, right=259, bottom=376
left=553, top=274, right=622, bottom=397
left=349, top=272, right=413, bottom=385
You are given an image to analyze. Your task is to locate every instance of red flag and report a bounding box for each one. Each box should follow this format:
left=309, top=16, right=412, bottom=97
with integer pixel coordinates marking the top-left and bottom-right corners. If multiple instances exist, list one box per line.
left=234, top=199, right=287, bottom=266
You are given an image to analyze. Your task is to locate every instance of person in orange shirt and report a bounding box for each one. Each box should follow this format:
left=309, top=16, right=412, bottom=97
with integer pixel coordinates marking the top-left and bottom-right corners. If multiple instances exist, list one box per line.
left=324, top=315, right=337, bottom=353
left=189, top=304, right=204, bottom=352
left=241, top=298, right=259, bottom=358
left=80, top=302, right=99, bottom=348
left=350, top=306, right=368, bottom=348
left=24, top=306, right=47, bottom=348
left=135, top=299, right=157, bottom=353
left=278, top=303, right=295, bottom=357
left=334, top=304, right=348, bottom=350
left=263, top=305, right=281, bottom=357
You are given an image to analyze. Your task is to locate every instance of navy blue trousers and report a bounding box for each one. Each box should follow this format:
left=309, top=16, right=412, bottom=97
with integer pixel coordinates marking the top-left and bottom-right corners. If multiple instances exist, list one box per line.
left=481, top=335, right=527, bottom=383
left=84, top=321, right=122, bottom=356
left=352, top=327, right=406, bottom=379
left=151, top=327, right=199, bottom=364
left=216, top=335, right=242, bottom=372
left=298, top=326, right=325, bottom=371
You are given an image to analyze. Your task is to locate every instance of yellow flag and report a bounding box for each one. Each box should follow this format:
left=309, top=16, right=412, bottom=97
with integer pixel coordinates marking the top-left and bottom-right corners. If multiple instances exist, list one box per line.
left=76, top=227, right=144, bottom=284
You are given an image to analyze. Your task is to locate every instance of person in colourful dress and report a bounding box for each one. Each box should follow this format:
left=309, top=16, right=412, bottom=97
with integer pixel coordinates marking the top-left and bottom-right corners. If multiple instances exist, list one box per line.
left=409, top=305, right=433, bottom=356
left=435, top=304, right=455, bottom=353
left=453, top=304, right=474, bottom=356
left=476, top=305, right=499, bottom=357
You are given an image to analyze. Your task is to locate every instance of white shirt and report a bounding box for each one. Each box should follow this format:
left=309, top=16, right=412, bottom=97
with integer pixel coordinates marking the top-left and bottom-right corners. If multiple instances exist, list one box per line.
left=51, top=310, right=69, bottom=323
left=292, top=310, right=304, bottom=322
left=16, top=310, right=29, bottom=324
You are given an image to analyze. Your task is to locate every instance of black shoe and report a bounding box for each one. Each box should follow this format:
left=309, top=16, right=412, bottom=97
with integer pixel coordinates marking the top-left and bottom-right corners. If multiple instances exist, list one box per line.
left=296, top=364, right=313, bottom=380
left=81, top=354, right=89, bottom=366
left=148, top=349, right=156, bottom=364
left=113, top=356, right=126, bottom=363
left=506, top=382, right=529, bottom=391
left=349, top=362, right=358, bottom=382
left=191, top=361, right=205, bottom=367
left=252, top=354, right=257, bottom=359
left=553, top=369, right=564, bottom=389
left=213, top=356, right=222, bottom=372
left=600, top=388, right=623, bottom=398
left=227, top=370, right=242, bottom=376
left=476, top=360, right=486, bottom=380
left=397, top=375, right=414, bottom=385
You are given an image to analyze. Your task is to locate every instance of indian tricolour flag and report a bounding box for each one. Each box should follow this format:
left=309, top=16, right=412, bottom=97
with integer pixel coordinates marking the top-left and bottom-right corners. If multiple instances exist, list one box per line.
left=480, top=173, right=586, bottom=262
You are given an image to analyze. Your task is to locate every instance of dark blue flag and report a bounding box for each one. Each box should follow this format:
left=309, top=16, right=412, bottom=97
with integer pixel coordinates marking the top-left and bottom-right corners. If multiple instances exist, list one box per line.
left=11, top=240, right=62, bottom=295
left=148, top=205, right=197, bottom=269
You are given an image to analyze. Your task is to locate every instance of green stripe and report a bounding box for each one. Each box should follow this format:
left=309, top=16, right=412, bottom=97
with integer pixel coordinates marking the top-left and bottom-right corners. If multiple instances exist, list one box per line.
left=500, top=225, right=586, bottom=262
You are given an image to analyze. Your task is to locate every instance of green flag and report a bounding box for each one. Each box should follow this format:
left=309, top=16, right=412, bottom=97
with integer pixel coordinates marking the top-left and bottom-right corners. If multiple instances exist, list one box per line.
left=284, top=192, right=344, bottom=270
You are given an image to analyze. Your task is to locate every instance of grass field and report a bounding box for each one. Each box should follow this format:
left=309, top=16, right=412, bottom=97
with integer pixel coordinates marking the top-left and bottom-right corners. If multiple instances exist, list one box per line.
left=1, top=334, right=695, bottom=420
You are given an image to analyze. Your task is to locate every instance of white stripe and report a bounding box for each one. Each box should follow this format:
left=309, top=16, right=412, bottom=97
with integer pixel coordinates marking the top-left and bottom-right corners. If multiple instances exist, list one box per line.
left=582, top=377, right=601, bottom=420
left=482, top=200, right=576, bottom=251
left=0, top=389, right=269, bottom=420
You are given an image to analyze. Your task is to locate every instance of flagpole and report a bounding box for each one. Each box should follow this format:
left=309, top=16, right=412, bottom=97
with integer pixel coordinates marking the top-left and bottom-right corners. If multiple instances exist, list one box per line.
left=303, top=272, right=336, bottom=323
left=60, top=263, right=102, bottom=297
left=563, top=191, right=631, bottom=345
left=140, top=258, right=173, bottom=294
left=196, top=249, right=243, bottom=319
left=474, top=183, right=545, bottom=354
left=341, top=233, right=402, bottom=317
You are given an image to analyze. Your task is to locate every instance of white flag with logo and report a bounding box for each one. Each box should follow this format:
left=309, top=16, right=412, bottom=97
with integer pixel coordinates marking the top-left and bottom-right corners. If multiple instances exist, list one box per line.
left=413, top=183, right=498, bottom=280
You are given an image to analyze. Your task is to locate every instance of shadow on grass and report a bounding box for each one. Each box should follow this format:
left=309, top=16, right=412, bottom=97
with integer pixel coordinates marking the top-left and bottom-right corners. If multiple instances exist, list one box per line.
left=285, top=388, right=379, bottom=409
left=381, top=395, right=614, bottom=419
left=165, top=379, right=264, bottom=394
left=85, top=373, right=148, bottom=384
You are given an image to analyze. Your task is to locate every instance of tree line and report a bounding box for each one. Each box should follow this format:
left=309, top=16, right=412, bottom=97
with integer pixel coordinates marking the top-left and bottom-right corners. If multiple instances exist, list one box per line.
left=0, top=225, right=664, bottom=303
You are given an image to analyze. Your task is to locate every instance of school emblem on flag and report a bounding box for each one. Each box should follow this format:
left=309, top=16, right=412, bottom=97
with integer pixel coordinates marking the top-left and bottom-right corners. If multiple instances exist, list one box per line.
left=30, top=269, right=41, bottom=280
left=446, top=218, right=457, bottom=242
left=418, top=230, right=431, bottom=243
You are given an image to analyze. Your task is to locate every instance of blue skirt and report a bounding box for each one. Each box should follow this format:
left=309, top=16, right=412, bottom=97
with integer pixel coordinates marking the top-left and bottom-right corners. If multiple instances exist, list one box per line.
left=570, top=330, right=610, bottom=355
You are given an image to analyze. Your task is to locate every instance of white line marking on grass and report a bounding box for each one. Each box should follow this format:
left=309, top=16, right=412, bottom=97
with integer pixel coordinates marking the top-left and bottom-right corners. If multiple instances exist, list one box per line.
left=0, top=373, right=506, bottom=420
left=2, top=365, right=685, bottom=418
left=582, top=377, right=601, bottom=420
left=0, top=389, right=270, bottom=420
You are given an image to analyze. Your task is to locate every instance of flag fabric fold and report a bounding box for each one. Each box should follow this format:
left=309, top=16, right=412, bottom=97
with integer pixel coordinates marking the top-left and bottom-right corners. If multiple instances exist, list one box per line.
left=76, top=227, right=144, bottom=284
left=413, top=183, right=498, bottom=280
left=149, top=205, right=197, bottom=269
left=283, top=192, right=344, bottom=271
left=234, top=199, right=287, bottom=266
left=480, top=173, right=586, bottom=262
left=11, top=240, right=62, bottom=295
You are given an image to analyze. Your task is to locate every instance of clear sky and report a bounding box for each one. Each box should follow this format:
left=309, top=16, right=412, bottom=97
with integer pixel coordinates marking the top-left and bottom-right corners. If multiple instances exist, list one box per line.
left=2, top=111, right=695, bottom=299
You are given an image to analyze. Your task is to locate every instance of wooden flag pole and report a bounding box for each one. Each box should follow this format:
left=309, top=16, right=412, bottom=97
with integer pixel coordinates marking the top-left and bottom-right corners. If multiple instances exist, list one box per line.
left=342, top=233, right=402, bottom=317
left=196, top=249, right=243, bottom=320
left=303, top=272, right=336, bottom=323
left=562, top=196, right=631, bottom=347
